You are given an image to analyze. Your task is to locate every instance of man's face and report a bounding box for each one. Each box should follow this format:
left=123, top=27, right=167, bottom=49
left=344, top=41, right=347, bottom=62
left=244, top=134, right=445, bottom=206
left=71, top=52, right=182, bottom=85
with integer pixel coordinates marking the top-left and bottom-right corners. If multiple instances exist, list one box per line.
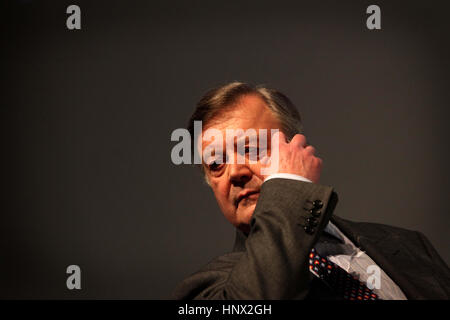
left=199, top=94, right=282, bottom=234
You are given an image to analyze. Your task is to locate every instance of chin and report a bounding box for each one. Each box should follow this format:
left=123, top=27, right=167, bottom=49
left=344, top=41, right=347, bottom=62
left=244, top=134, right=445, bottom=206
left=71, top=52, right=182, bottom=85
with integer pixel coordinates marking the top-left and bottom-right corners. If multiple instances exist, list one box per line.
left=236, top=203, right=257, bottom=230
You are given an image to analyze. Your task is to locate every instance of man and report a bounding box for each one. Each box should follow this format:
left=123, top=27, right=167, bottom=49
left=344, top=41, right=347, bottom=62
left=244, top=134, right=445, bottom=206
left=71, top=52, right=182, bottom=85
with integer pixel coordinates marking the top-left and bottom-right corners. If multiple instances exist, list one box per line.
left=172, top=82, right=450, bottom=300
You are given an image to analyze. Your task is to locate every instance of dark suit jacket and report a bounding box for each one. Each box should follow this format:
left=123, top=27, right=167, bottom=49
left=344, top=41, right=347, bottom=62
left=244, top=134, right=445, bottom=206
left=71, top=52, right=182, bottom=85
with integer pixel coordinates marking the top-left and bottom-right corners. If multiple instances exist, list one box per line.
left=173, top=179, right=450, bottom=299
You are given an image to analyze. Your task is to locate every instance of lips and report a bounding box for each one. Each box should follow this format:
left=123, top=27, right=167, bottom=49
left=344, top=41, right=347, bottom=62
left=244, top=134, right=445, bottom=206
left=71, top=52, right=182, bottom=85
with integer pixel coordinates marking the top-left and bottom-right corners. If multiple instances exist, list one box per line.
left=235, top=190, right=260, bottom=207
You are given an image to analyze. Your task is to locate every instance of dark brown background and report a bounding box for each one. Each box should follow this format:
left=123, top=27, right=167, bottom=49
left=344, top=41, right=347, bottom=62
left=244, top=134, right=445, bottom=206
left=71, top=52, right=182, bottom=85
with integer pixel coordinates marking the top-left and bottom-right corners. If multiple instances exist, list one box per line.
left=1, top=0, right=449, bottom=299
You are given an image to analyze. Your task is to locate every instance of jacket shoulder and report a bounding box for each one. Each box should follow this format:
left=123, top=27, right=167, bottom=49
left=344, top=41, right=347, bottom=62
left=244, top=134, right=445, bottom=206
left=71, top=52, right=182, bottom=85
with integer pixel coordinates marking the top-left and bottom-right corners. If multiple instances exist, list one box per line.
left=172, top=251, right=243, bottom=300
left=333, top=216, right=422, bottom=243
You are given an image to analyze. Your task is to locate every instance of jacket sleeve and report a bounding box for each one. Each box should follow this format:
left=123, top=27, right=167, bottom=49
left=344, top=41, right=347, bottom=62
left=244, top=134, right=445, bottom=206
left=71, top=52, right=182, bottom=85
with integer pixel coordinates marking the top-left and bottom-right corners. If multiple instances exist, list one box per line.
left=172, top=178, right=338, bottom=299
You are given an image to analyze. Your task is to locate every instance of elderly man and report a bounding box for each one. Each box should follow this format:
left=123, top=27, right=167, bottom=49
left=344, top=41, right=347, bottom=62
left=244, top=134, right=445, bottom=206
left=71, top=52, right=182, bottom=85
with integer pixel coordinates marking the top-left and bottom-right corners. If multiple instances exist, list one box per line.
left=172, top=82, right=450, bottom=300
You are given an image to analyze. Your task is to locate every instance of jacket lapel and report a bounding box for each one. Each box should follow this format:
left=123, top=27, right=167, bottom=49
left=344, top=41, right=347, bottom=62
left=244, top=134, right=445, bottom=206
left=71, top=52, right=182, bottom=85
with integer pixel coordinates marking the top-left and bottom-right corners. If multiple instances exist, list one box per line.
left=331, top=215, right=438, bottom=299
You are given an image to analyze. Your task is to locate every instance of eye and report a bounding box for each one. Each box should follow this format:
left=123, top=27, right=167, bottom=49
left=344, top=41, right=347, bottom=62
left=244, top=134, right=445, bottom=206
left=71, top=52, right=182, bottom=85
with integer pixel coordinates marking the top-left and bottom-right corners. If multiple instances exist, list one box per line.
left=207, top=156, right=227, bottom=172
left=208, top=161, right=223, bottom=171
left=245, top=146, right=259, bottom=159
left=205, top=153, right=228, bottom=174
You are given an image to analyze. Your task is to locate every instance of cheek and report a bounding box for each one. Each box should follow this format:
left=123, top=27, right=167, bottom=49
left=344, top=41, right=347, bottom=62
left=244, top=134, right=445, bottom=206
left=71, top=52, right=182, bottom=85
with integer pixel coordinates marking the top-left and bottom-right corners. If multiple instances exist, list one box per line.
left=211, top=180, right=231, bottom=207
left=250, top=163, right=264, bottom=181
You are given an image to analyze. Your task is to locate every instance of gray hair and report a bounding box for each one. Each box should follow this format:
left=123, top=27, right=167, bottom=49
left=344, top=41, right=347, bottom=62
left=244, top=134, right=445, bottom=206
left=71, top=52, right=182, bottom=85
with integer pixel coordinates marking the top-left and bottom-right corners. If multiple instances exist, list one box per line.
left=187, top=82, right=304, bottom=182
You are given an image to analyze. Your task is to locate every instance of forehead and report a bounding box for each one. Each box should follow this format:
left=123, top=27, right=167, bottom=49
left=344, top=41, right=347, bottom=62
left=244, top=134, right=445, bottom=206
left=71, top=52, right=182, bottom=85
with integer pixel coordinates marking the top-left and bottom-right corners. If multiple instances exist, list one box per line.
left=196, top=95, right=282, bottom=157
left=204, top=94, right=280, bottom=132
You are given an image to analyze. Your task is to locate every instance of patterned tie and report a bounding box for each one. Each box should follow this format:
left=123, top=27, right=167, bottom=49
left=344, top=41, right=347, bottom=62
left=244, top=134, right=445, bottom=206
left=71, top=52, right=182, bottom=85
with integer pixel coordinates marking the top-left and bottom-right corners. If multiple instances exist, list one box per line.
left=309, top=248, right=379, bottom=300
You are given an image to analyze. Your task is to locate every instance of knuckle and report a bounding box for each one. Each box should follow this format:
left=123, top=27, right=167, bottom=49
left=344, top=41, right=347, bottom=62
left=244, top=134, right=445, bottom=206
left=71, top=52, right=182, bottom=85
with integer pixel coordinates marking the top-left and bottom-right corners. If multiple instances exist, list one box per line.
left=302, top=145, right=315, bottom=156
left=291, top=134, right=306, bottom=146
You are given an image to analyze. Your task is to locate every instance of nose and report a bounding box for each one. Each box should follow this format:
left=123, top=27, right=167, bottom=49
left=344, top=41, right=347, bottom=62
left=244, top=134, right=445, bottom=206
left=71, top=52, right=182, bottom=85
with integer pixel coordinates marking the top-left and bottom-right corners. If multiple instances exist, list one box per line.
left=229, top=163, right=252, bottom=187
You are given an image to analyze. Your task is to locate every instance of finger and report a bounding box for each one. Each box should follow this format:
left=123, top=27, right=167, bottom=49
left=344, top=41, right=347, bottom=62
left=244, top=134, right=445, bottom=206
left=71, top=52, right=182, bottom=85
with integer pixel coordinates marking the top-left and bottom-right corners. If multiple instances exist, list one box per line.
left=316, top=157, right=323, bottom=168
left=290, top=134, right=307, bottom=150
left=272, top=130, right=288, bottom=149
left=303, top=145, right=316, bottom=156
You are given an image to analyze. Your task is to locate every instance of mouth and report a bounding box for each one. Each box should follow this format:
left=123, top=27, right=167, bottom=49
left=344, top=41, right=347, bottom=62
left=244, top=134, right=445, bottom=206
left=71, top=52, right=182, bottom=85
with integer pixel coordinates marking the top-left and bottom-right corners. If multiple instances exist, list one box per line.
left=235, top=190, right=260, bottom=207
